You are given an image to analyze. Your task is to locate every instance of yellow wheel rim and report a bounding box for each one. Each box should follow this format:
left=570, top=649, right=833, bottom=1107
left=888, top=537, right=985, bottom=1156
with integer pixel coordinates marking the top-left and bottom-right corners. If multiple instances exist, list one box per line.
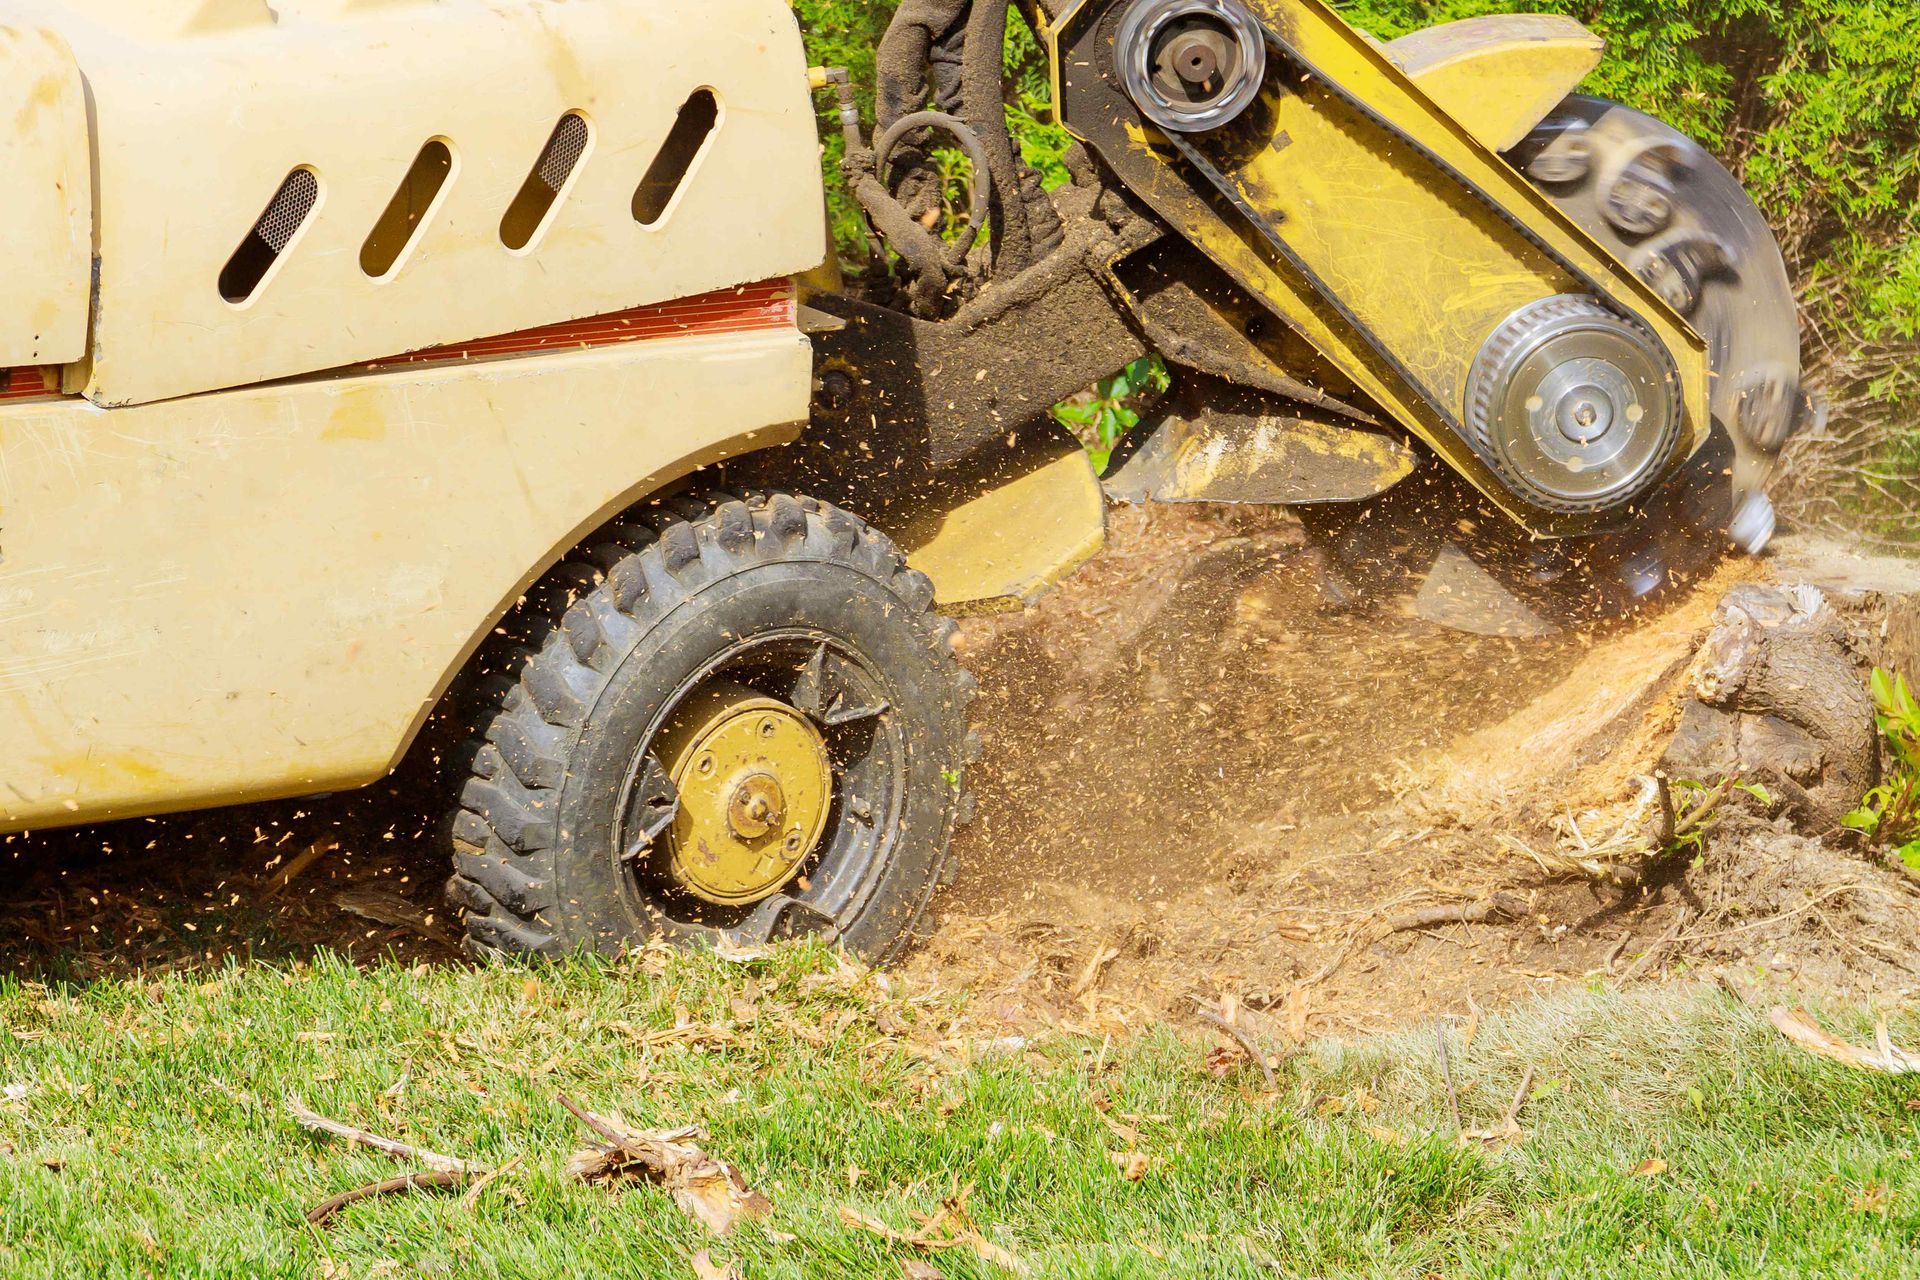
left=652, top=680, right=833, bottom=906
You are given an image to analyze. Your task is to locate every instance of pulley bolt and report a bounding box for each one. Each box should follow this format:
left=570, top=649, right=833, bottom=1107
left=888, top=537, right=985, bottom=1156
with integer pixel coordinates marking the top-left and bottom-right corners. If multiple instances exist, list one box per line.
left=1169, top=36, right=1219, bottom=84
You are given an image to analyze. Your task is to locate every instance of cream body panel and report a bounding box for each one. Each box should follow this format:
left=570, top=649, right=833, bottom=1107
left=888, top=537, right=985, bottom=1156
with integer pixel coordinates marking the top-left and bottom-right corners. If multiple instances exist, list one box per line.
left=0, top=17, right=92, bottom=366
left=40, top=0, right=826, bottom=405
left=0, top=329, right=811, bottom=831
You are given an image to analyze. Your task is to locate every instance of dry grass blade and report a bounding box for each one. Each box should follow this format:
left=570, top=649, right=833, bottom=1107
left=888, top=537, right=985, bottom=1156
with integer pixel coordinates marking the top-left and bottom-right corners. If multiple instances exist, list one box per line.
left=557, top=1091, right=771, bottom=1235
left=1770, top=1007, right=1920, bottom=1074
left=285, top=1095, right=470, bottom=1174
left=460, top=1154, right=523, bottom=1211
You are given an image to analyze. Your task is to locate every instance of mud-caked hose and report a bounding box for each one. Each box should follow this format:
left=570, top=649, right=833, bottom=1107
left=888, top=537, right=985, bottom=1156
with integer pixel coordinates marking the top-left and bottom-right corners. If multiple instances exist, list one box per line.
left=872, top=0, right=1063, bottom=285
left=874, top=110, right=993, bottom=266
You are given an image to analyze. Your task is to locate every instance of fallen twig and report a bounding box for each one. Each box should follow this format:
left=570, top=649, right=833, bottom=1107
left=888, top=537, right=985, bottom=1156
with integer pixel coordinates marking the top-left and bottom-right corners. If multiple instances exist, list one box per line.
left=1385, top=894, right=1525, bottom=935
left=286, top=1095, right=470, bottom=1174
left=305, top=1170, right=467, bottom=1226
left=1460, top=1064, right=1537, bottom=1145
left=1770, top=1007, right=1920, bottom=1074
left=1501, top=1066, right=1536, bottom=1130
left=555, top=1090, right=637, bottom=1149
left=1191, top=1003, right=1278, bottom=1091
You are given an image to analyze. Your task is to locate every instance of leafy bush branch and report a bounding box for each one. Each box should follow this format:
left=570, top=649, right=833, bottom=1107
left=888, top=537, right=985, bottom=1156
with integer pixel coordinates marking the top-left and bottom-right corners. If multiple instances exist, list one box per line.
left=1844, top=667, right=1920, bottom=869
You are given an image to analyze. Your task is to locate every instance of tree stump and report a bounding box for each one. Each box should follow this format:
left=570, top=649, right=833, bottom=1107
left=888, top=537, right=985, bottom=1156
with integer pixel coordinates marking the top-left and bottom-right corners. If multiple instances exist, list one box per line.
left=1661, top=583, right=1879, bottom=831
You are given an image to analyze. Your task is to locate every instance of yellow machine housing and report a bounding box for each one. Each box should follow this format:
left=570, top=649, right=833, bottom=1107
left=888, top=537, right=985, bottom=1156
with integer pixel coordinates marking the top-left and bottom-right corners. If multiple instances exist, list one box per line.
left=1045, top=0, right=1712, bottom=530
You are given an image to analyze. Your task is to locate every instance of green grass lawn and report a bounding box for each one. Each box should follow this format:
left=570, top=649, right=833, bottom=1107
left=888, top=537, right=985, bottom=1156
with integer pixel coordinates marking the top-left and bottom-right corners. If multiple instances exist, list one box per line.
left=2, top=944, right=1917, bottom=1278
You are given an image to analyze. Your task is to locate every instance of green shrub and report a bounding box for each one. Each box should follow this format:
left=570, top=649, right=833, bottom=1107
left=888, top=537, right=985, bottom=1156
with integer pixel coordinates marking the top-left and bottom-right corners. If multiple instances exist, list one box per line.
left=795, top=1, right=1920, bottom=528
left=1844, top=667, right=1920, bottom=868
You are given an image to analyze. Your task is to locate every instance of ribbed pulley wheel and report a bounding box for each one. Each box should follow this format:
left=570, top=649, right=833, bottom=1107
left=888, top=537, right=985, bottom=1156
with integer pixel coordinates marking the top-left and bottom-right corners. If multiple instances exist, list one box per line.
left=1464, top=295, right=1683, bottom=514
left=1115, top=0, right=1268, bottom=134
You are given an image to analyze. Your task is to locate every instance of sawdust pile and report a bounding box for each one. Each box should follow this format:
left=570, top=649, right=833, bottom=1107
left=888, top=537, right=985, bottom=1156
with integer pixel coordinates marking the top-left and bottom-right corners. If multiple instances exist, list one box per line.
left=913, top=505, right=1920, bottom=1038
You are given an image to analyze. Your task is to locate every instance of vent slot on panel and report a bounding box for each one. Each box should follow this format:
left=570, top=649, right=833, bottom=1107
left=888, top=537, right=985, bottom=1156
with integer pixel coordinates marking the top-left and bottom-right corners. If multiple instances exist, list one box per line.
left=633, top=90, right=719, bottom=227
left=220, top=167, right=320, bottom=304
left=361, top=139, right=455, bottom=278
left=500, top=112, right=591, bottom=251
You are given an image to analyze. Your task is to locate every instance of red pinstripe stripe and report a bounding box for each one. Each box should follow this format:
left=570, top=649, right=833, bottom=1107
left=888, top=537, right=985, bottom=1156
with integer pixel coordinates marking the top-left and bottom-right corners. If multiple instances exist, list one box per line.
left=360, top=280, right=796, bottom=370
left=0, top=280, right=796, bottom=405
left=0, top=368, right=62, bottom=403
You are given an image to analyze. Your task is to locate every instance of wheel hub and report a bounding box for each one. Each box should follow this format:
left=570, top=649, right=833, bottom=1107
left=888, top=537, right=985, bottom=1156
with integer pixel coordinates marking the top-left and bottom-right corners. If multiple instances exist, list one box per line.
left=1465, top=295, right=1683, bottom=514
left=652, top=681, right=832, bottom=906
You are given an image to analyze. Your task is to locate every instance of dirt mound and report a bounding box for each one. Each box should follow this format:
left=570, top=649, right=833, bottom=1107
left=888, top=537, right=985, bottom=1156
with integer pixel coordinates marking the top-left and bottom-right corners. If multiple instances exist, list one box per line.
left=911, top=506, right=1920, bottom=1037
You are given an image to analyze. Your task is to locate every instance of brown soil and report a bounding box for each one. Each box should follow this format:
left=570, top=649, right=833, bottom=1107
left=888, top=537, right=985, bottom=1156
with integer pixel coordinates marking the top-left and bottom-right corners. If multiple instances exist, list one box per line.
left=3, top=504, right=1915, bottom=1037
left=908, top=505, right=1920, bottom=1037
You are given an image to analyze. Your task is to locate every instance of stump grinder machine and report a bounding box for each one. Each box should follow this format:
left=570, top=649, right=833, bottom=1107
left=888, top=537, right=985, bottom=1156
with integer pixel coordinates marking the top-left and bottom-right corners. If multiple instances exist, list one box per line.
left=0, top=0, right=1814, bottom=962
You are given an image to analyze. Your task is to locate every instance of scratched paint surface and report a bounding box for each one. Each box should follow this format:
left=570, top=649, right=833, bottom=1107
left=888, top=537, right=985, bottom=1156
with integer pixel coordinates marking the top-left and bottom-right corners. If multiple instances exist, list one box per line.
left=0, top=327, right=810, bottom=832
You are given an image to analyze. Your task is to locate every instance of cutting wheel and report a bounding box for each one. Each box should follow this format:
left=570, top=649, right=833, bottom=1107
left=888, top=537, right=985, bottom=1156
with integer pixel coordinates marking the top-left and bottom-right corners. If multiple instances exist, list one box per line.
left=1509, top=95, right=1814, bottom=553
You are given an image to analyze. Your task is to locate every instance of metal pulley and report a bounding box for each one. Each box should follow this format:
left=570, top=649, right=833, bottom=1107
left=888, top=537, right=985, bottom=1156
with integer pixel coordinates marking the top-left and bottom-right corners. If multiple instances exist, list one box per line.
left=1464, top=295, right=1684, bottom=514
left=1115, top=0, right=1268, bottom=133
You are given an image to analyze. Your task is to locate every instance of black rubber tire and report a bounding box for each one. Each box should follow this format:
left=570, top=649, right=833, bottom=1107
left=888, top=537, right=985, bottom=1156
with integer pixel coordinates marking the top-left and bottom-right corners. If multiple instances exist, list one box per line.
left=445, top=491, right=975, bottom=963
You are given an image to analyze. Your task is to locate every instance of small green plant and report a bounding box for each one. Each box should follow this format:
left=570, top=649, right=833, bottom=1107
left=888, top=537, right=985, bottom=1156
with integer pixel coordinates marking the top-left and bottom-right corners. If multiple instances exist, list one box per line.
left=1844, top=667, right=1920, bottom=869
left=1051, top=356, right=1172, bottom=472
left=1665, top=776, right=1772, bottom=863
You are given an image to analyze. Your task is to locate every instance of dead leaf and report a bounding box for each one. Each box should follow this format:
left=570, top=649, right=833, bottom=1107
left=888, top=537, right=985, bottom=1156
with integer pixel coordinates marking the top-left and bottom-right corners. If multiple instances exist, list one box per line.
left=1108, top=1150, right=1151, bottom=1181
left=691, top=1250, right=741, bottom=1280
left=1630, top=1157, right=1667, bottom=1178
left=902, top=1262, right=947, bottom=1280
left=1851, top=1183, right=1889, bottom=1213
left=838, top=1190, right=1026, bottom=1275
left=560, top=1095, right=771, bottom=1236
left=1361, top=1124, right=1407, bottom=1148
left=1770, top=1007, right=1920, bottom=1074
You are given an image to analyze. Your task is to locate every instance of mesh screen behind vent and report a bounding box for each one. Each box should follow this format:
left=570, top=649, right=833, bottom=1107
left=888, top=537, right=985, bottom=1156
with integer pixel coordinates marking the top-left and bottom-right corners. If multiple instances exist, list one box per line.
left=255, top=170, right=320, bottom=251
left=220, top=167, right=320, bottom=303
left=536, top=115, right=591, bottom=191
left=501, top=112, right=593, bottom=251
